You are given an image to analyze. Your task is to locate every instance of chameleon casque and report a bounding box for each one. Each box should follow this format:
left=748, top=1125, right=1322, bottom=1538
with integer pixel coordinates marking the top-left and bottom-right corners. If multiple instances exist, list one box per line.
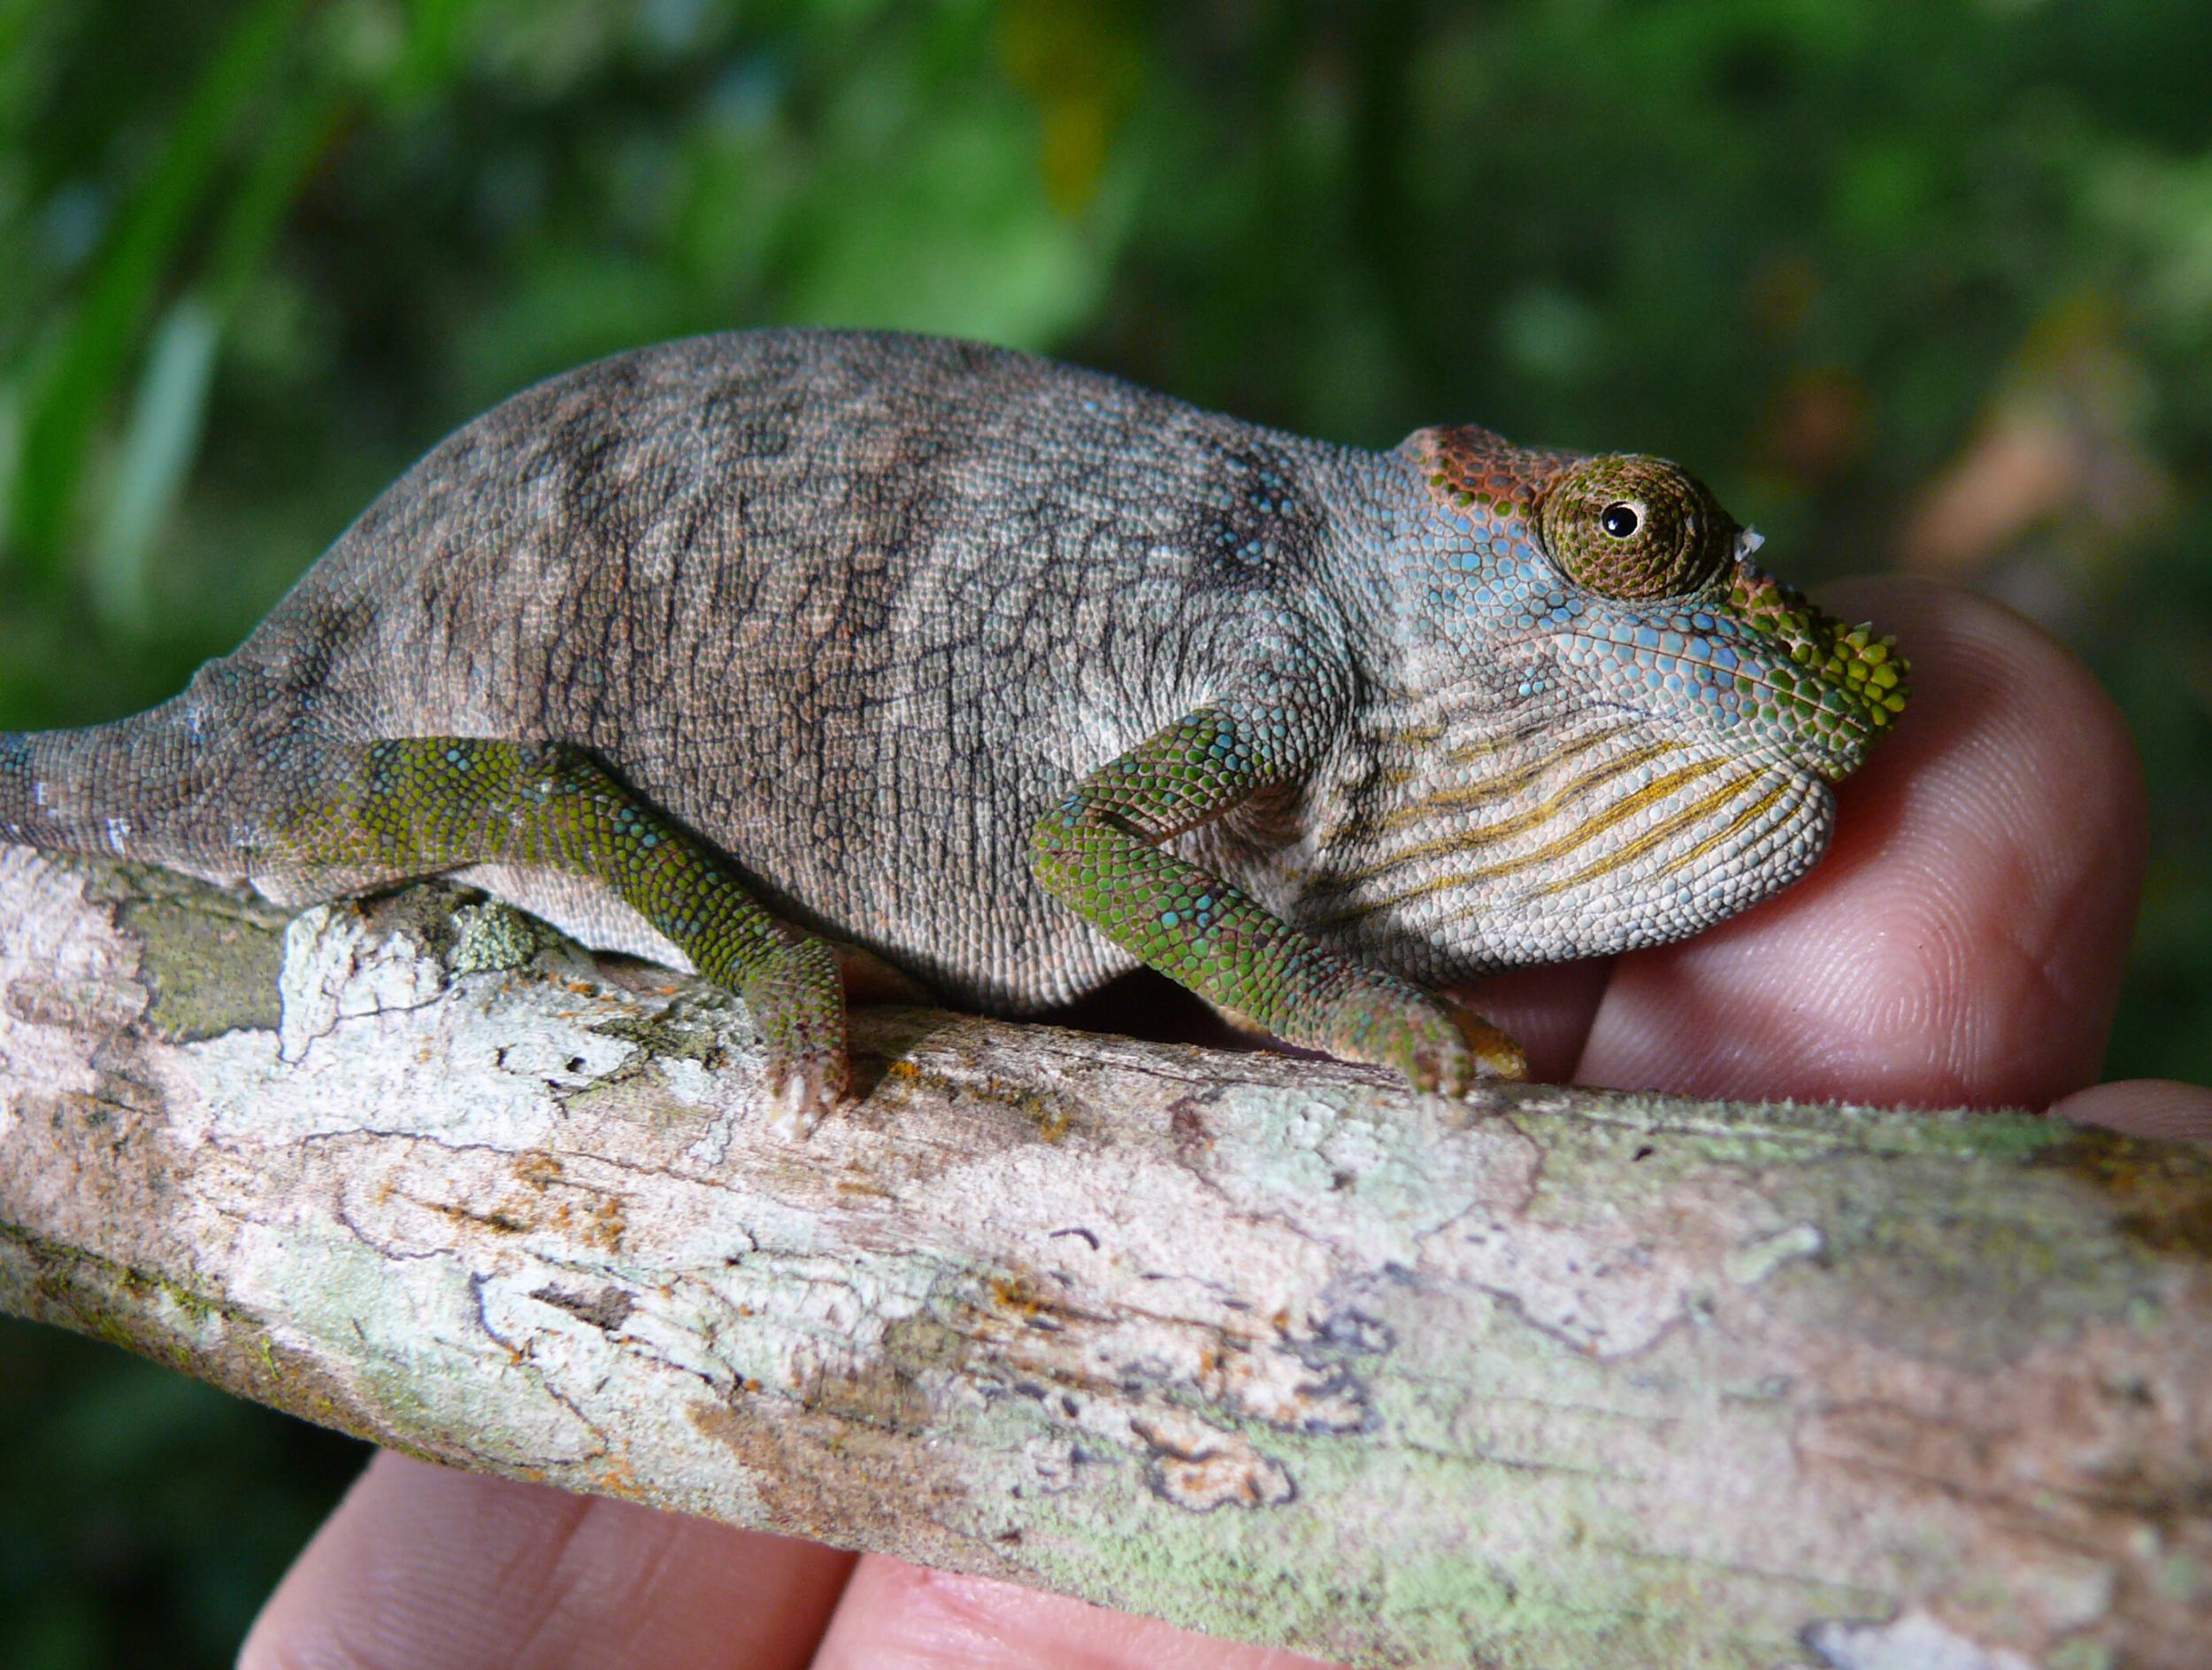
left=0, top=330, right=1906, bottom=1127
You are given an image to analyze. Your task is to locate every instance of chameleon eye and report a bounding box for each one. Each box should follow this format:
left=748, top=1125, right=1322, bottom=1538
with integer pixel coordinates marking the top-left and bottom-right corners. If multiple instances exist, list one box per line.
left=1538, top=455, right=1733, bottom=601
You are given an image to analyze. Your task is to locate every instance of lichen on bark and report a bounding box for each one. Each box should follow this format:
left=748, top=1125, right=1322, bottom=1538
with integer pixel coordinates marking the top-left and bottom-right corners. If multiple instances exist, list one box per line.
left=2, top=850, right=2208, bottom=1669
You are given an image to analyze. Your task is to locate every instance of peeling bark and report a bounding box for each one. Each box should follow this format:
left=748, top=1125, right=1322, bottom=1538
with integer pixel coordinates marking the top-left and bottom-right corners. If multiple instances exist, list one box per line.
left=2, top=848, right=2208, bottom=1669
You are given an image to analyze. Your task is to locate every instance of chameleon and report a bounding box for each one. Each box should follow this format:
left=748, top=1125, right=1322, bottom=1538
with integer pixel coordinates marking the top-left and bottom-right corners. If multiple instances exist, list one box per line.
left=0, top=329, right=1905, bottom=1129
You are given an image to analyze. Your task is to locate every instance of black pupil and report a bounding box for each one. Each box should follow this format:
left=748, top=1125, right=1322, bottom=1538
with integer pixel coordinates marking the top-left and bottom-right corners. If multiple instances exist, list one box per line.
left=1600, top=503, right=1640, bottom=539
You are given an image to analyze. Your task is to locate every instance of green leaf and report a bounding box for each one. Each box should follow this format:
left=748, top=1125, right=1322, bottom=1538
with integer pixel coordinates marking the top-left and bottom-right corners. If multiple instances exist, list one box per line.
left=88, top=295, right=220, bottom=635
left=5, top=0, right=309, bottom=587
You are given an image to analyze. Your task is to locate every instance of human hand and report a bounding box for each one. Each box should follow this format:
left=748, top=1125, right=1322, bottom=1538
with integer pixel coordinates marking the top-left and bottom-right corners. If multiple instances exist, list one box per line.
left=240, top=578, right=2208, bottom=1670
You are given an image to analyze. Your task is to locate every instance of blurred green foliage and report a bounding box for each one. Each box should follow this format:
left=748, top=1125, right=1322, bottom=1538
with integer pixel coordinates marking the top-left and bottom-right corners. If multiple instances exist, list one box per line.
left=2, top=0, right=2208, bottom=1662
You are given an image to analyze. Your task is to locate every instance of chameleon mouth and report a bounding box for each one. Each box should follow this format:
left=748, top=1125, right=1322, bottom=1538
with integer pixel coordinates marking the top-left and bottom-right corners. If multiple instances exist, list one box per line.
left=1724, top=557, right=1908, bottom=780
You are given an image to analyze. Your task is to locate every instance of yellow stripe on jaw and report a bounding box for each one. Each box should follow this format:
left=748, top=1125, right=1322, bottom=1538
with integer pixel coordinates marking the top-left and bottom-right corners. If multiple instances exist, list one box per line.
left=1346, top=754, right=1733, bottom=912
left=1367, top=712, right=1558, bottom=763
left=1364, top=714, right=1608, bottom=791
left=1652, top=777, right=1794, bottom=881
left=1375, top=724, right=1638, bottom=833
left=1532, top=773, right=1783, bottom=897
left=1438, top=713, right=1588, bottom=767
left=1367, top=721, right=1446, bottom=750
left=1341, top=738, right=1691, bottom=883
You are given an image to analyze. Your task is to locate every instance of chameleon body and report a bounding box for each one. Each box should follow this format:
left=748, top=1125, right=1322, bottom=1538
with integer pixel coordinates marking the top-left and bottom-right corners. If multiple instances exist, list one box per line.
left=0, top=330, right=1905, bottom=1127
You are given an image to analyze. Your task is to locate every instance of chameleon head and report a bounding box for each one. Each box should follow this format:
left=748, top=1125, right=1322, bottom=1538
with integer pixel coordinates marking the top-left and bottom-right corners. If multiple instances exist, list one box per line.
left=1321, top=427, right=1910, bottom=974
left=1411, top=427, right=1907, bottom=784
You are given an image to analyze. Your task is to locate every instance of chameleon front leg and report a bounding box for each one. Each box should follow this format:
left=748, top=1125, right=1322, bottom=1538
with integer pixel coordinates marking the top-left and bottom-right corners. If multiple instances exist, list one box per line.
left=1029, top=705, right=1525, bottom=1094
left=284, top=738, right=847, bottom=1128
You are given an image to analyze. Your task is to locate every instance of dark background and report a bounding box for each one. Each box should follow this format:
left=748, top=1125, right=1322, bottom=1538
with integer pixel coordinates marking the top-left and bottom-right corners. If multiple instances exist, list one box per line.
left=3, top=1, right=2208, bottom=1663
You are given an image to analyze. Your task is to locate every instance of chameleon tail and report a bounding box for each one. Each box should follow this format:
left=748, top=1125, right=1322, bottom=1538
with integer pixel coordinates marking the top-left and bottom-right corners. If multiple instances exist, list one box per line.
left=0, top=692, right=240, bottom=878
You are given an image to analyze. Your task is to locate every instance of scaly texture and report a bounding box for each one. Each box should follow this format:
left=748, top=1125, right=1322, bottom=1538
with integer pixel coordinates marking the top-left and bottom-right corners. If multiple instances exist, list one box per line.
left=0, top=330, right=1905, bottom=1122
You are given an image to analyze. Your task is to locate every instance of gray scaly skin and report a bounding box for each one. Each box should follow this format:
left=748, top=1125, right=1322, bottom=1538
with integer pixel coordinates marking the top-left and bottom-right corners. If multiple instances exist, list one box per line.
left=0, top=330, right=1905, bottom=1130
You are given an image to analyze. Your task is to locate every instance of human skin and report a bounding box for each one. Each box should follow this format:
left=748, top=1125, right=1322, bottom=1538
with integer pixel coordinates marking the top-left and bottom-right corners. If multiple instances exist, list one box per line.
left=236, top=577, right=2212, bottom=1670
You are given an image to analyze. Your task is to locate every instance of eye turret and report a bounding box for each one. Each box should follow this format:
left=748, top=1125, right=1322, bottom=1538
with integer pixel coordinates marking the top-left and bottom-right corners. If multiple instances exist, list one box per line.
left=1537, top=454, right=1735, bottom=601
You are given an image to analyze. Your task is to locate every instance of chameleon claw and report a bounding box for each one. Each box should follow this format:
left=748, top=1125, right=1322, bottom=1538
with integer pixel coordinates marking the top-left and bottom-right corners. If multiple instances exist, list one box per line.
left=760, top=1048, right=849, bottom=1141
left=1447, top=1002, right=1529, bottom=1084
left=743, top=935, right=851, bottom=1139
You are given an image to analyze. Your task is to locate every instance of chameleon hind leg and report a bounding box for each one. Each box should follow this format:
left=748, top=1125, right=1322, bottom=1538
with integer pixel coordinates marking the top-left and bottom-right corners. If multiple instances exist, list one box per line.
left=1029, top=704, right=1525, bottom=1094
left=285, top=738, right=847, bottom=1129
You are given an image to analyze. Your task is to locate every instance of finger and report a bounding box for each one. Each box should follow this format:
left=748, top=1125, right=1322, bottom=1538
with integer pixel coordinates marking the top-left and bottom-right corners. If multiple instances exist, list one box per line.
left=1574, top=578, right=2147, bottom=1108
left=239, top=1452, right=853, bottom=1670
left=2051, top=1079, right=2212, bottom=1144
left=810, top=1554, right=1341, bottom=1670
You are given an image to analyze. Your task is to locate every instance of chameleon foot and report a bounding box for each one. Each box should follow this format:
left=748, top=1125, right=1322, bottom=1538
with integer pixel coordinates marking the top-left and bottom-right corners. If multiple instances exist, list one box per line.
left=1317, top=975, right=1486, bottom=1097
left=739, top=934, right=851, bottom=1139
left=1443, top=998, right=1530, bottom=1082
left=760, top=1043, right=849, bottom=1140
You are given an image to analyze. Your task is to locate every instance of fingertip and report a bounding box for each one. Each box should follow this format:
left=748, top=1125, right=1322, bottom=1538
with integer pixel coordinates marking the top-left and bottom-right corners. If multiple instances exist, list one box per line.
left=1824, top=579, right=2146, bottom=1103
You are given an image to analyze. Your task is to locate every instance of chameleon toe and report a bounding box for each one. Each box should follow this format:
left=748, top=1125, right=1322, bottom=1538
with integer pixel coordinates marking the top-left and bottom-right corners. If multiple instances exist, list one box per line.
left=761, top=1050, right=847, bottom=1140
left=1448, top=1005, right=1530, bottom=1084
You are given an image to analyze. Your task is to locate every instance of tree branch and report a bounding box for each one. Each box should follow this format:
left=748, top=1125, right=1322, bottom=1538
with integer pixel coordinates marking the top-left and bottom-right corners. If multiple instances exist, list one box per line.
left=2, top=848, right=2207, bottom=1668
